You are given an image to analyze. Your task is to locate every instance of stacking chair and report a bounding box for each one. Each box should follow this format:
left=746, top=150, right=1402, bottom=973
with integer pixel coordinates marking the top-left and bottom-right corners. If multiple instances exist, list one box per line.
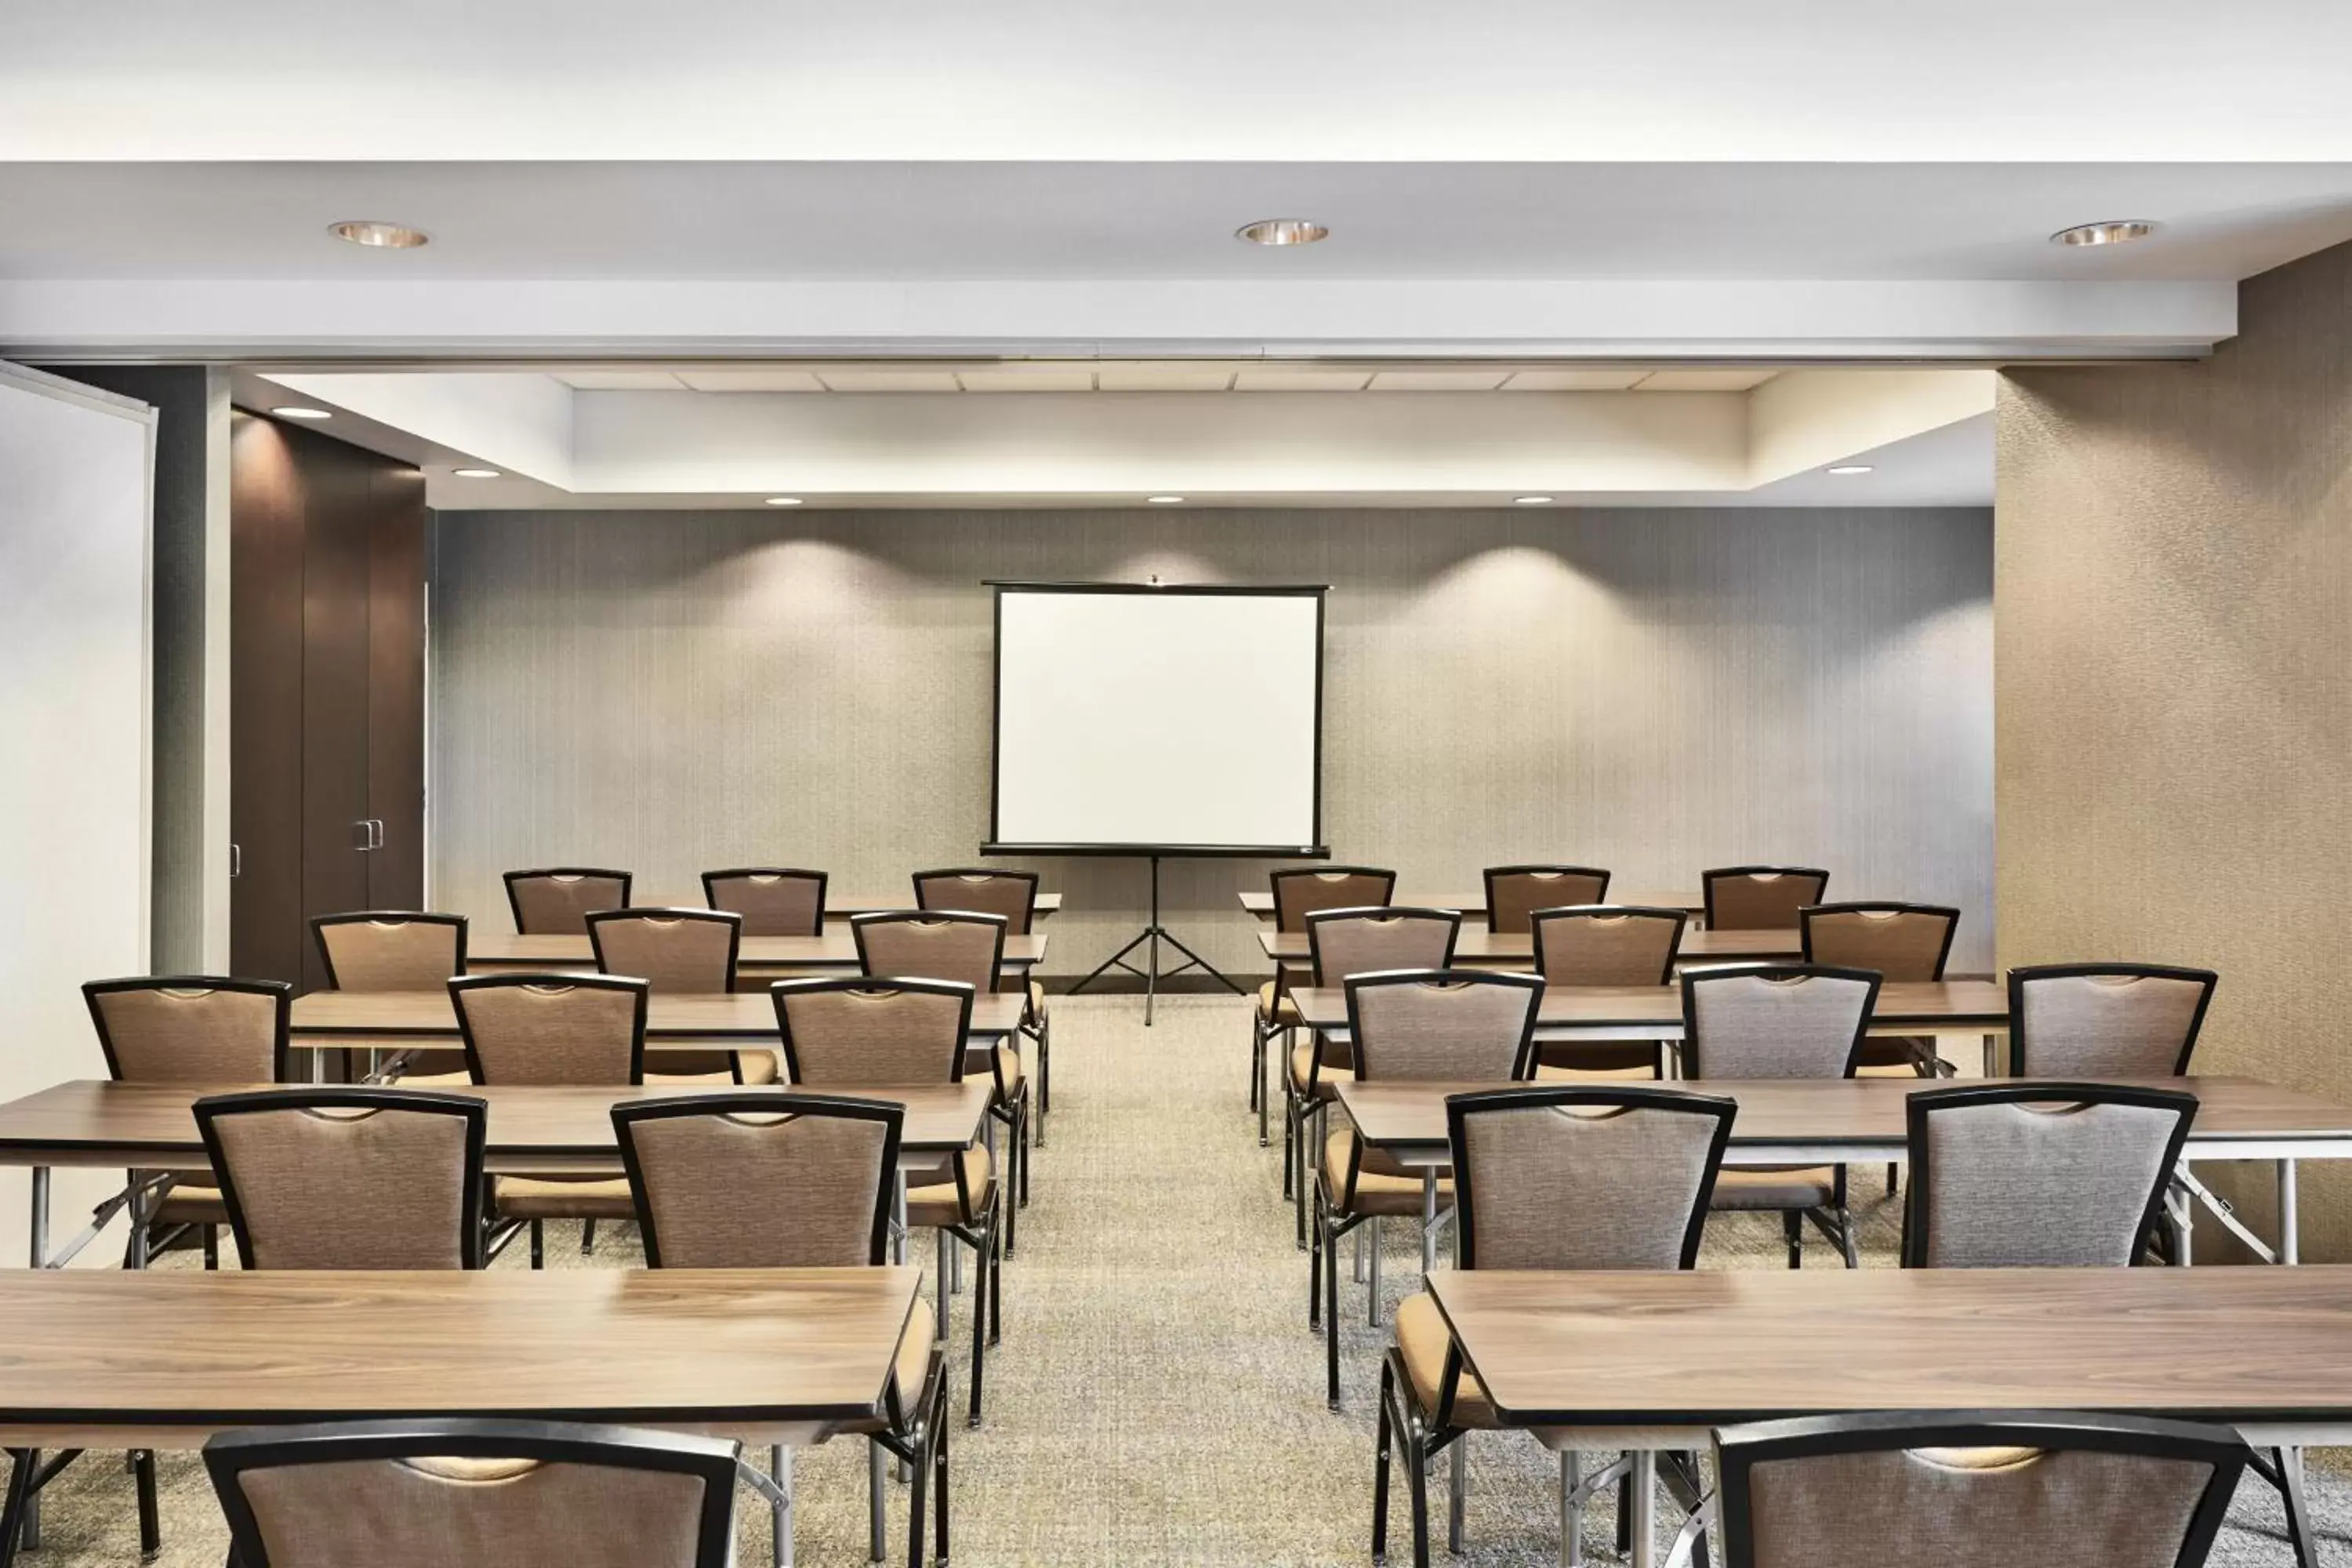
left=702, top=866, right=828, bottom=935
left=1480, top=865, right=1610, bottom=935
left=587, top=907, right=773, bottom=1084
left=1529, top=904, right=1687, bottom=1080
left=1682, top=964, right=1878, bottom=1268
left=2008, top=963, right=2218, bottom=1076
left=1701, top=866, right=1829, bottom=930
left=504, top=866, right=633, bottom=933
left=1711, top=1410, right=2245, bottom=1568
left=450, top=971, right=648, bottom=1267
left=205, top=1417, right=741, bottom=1568
left=311, top=910, right=470, bottom=1083
left=194, top=1088, right=488, bottom=1269
left=1802, top=900, right=1960, bottom=1189
left=913, top=869, right=1052, bottom=1145
left=1287, top=906, right=1460, bottom=1240
left=775, top=976, right=1003, bottom=1424
left=1254, top=865, right=1396, bottom=1142
left=1373, top=1084, right=1737, bottom=1567
left=614, top=1093, right=948, bottom=1568
left=1312, top=969, right=1541, bottom=1408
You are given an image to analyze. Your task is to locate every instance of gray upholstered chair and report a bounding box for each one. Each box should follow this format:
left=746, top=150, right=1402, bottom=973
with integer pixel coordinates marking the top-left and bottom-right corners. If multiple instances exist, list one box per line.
left=503, top=866, right=633, bottom=934
left=1711, top=1410, right=2245, bottom=1568
left=1701, top=866, right=1829, bottom=930
left=205, top=1417, right=741, bottom=1568
left=1902, top=1083, right=2196, bottom=1268
left=613, top=1092, right=947, bottom=1563
left=194, top=1088, right=487, bottom=1270
left=1255, top=865, right=1396, bottom=1145
left=1480, top=865, right=1611, bottom=935
left=1373, top=1084, right=1737, bottom=1568
left=1682, top=964, right=1878, bottom=1268
left=913, top=869, right=1054, bottom=1146
left=1530, top=904, right=1689, bottom=1080
left=312, top=911, right=472, bottom=1083
left=1312, top=969, right=1540, bottom=1408
left=701, top=866, right=828, bottom=936
left=587, top=907, right=772, bottom=1084
left=2007, top=964, right=2217, bottom=1076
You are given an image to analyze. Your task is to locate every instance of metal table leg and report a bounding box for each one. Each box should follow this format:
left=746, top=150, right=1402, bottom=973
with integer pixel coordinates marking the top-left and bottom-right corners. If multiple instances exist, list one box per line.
left=2279, top=1159, right=2300, bottom=1265
left=1421, top=1171, right=1439, bottom=1276
left=1631, top=1450, right=1658, bottom=1568
left=28, top=1168, right=48, bottom=1271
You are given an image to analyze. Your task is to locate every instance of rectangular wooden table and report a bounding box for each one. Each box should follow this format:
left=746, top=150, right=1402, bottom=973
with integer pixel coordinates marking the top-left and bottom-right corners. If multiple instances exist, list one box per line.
left=633, top=893, right=1061, bottom=920
left=467, top=931, right=1048, bottom=976
left=291, top=989, right=1027, bottom=1047
left=1258, top=927, right=1797, bottom=971
left=1241, top=890, right=1704, bottom=920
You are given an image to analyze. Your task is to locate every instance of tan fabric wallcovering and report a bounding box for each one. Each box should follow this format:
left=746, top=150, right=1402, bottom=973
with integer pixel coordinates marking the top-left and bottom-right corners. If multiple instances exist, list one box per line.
left=1998, top=238, right=2352, bottom=1261
left=427, top=506, right=1994, bottom=978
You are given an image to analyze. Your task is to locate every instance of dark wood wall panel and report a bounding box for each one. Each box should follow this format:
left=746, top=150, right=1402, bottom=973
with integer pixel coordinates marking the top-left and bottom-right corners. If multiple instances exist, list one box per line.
left=227, top=412, right=307, bottom=984
left=366, top=468, right=429, bottom=911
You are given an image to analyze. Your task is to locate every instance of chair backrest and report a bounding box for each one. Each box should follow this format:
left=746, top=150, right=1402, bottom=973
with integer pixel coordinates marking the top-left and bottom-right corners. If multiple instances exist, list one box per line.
left=1269, top=866, right=1396, bottom=932
left=196, top=1089, right=487, bottom=1270
left=587, top=909, right=740, bottom=994
left=1447, top=1085, right=1736, bottom=1270
left=313, top=913, right=468, bottom=991
left=615, top=1092, right=902, bottom=1269
left=773, top=977, right=972, bottom=1086
left=1532, top=905, right=1688, bottom=985
left=700, top=868, right=827, bottom=937
left=205, top=1417, right=739, bottom=1568
left=1800, top=902, right=1957, bottom=982
left=1903, top=1083, right=2196, bottom=1268
left=1306, top=906, right=1460, bottom=986
left=912, top=869, right=1039, bottom=935
left=2009, top=964, right=2218, bottom=1076
left=1482, top=865, right=1611, bottom=935
left=83, top=976, right=292, bottom=1083
left=1703, top=866, right=1830, bottom=931
left=503, top=868, right=633, bottom=935
left=1681, top=964, right=1878, bottom=1080
left=449, top=974, right=648, bottom=1086
left=1714, top=1410, right=2245, bottom=1568
left=1345, top=970, right=1543, bottom=1083
left=851, top=910, right=1006, bottom=993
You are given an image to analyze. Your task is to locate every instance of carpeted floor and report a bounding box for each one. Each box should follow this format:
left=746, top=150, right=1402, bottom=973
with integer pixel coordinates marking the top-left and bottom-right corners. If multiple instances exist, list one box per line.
left=20, top=994, right=2346, bottom=1564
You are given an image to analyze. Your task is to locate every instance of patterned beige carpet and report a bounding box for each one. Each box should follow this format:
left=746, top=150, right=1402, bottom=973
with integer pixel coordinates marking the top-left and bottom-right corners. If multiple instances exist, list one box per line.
left=17, top=994, right=2334, bottom=1564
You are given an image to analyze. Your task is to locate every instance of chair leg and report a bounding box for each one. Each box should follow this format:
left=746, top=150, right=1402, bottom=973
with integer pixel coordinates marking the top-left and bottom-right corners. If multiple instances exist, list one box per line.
left=2, top=1449, right=34, bottom=1568
left=905, top=1428, right=929, bottom=1568
left=2276, top=1448, right=2317, bottom=1568
left=1446, top=1436, right=1467, bottom=1555
left=1308, top=1189, right=1324, bottom=1327
left=1373, top=1358, right=1396, bottom=1561
left=581, top=1218, right=597, bottom=1255
left=1616, top=1470, right=1633, bottom=1553
left=989, top=1210, right=1004, bottom=1348
left=530, top=1218, right=545, bottom=1270
left=201, top=1225, right=219, bottom=1271
left=932, top=1387, right=951, bottom=1568
left=1560, top=1450, right=1581, bottom=1568
left=134, top=1447, right=160, bottom=1563
left=1782, top=1210, right=1802, bottom=1269
left=1406, top=1430, right=1432, bottom=1568
left=1250, top=1011, right=1265, bottom=1114
left=768, top=1444, right=791, bottom=1568
left=1326, top=1209, right=1345, bottom=1412
left=1837, top=1208, right=1859, bottom=1269
left=869, top=1439, right=887, bottom=1564
left=1368, top=1214, right=1383, bottom=1327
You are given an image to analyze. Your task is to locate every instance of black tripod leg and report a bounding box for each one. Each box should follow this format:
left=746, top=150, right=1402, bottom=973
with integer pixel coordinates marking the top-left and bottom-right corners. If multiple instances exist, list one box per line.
left=1070, top=927, right=1156, bottom=995
left=1154, top=928, right=1246, bottom=996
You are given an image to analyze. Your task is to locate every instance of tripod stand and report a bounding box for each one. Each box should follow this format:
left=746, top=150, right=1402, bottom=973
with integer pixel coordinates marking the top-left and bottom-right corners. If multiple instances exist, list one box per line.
left=1071, top=854, right=1246, bottom=1024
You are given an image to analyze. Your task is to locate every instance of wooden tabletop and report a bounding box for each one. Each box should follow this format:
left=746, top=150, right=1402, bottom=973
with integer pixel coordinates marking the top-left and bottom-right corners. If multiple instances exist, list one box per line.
left=467, top=931, right=1048, bottom=971
left=630, top=893, right=1062, bottom=920
left=1258, top=927, right=1796, bottom=967
left=0, top=1080, right=994, bottom=1173
left=1426, top=1265, right=2352, bottom=1430
left=1241, top=891, right=1704, bottom=918
left=291, top=989, right=1027, bottom=1041
left=1334, top=1075, right=2352, bottom=1160
left=1286, top=979, right=2005, bottom=1035
left=0, top=1266, right=919, bottom=1445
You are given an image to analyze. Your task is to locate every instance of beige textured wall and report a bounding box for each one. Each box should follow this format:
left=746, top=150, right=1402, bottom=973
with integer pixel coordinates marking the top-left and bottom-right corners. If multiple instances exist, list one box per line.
left=429, top=506, right=1993, bottom=979
left=1998, top=238, right=2352, bottom=1261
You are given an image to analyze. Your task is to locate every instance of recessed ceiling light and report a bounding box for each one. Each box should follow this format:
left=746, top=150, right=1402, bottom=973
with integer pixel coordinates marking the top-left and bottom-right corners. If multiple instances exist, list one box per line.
left=1513, top=495, right=1555, bottom=505
left=270, top=406, right=333, bottom=420
left=1146, top=495, right=1185, bottom=505
left=451, top=467, right=501, bottom=480
left=1826, top=464, right=1875, bottom=476
left=763, top=496, right=804, bottom=506
left=2050, top=220, right=2157, bottom=248
left=329, top=220, right=430, bottom=249
left=1236, top=218, right=1329, bottom=246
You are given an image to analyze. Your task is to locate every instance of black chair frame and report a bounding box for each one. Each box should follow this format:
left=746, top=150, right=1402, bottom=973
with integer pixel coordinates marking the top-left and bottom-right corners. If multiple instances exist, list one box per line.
left=700, top=867, right=830, bottom=935
left=503, top=867, right=633, bottom=933
left=2007, top=962, right=2219, bottom=1076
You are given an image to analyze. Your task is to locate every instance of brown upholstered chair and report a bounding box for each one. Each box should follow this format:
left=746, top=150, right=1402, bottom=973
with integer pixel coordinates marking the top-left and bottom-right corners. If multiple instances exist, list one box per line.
left=1682, top=964, right=1878, bottom=1268
left=1702, top=866, right=1830, bottom=930
left=913, top=869, right=1053, bottom=1145
left=194, top=1088, right=488, bottom=1269
left=503, top=866, right=633, bottom=934
left=1800, top=902, right=1959, bottom=1078
left=1374, top=1083, right=1736, bottom=1567
left=449, top=971, right=648, bottom=1268
left=587, top=907, right=773, bottom=1086
left=1529, top=904, right=1688, bottom=1080
left=312, top=911, right=471, bottom=1083
left=1254, top=865, right=1396, bottom=1145
left=614, top=1091, right=949, bottom=1562
left=2007, top=964, right=2217, bottom=1076
left=1481, top=865, right=1610, bottom=935
left=701, top=866, right=828, bottom=936
left=205, top=1417, right=742, bottom=1568
left=1711, top=1410, right=2245, bottom=1568
left=1312, top=969, right=1540, bottom=1408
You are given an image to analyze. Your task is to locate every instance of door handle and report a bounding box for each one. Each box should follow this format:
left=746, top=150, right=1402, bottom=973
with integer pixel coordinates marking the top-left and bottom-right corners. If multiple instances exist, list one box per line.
left=230, top=843, right=241, bottom=878
left=354, top=819, right=374, bottom=852
left=370, top=819, right=386, bottom=851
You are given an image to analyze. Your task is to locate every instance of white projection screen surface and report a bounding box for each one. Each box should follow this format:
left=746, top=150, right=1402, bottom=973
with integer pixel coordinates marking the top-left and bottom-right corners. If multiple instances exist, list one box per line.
left=989, top=585, right=1326, bottom=854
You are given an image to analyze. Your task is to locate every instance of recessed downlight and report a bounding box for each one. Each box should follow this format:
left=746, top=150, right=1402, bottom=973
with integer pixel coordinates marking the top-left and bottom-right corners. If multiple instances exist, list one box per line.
left=452, top=467, right=501, bottom=480
left=763, top=496, right=804, bottom=506
left=2051, top=220, right=2157, bottom=248
left=270, top=406, right=333, bottom=420
left=329, top=220, right=430, bottom=249
left=1146, top=495, right=1185, bottom=505
left=1826, top=464, right=1875, bottom=476
left=1513, top=495, right=1555, bottom=506
left=1236, top=218, right=1329, bottom=246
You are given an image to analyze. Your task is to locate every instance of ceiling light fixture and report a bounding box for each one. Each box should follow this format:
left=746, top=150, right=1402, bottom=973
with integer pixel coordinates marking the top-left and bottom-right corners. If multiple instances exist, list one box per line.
left=1825, top=464, right=1875, bottom=476
left=270, top=406, right=333, bottom=420
left=1513, top=495, right=1555, bottom=505
left=452, top=467, right=501, bottom=479
left=329, top=220, right=430, bottom=249
left=1146, top=495, right=1185, bottom=505
left=763, top=496, right=804, bottom=506
left=2050, top=220, right=2157, bottom=248
left=1236, top=218, right=1329, bottom=246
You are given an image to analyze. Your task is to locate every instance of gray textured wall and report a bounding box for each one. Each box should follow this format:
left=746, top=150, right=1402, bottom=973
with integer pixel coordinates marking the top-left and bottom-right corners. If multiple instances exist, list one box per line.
left=429, top=506, right=1994, bottom=978
left=1999, top=238, right=2352, bottom=1261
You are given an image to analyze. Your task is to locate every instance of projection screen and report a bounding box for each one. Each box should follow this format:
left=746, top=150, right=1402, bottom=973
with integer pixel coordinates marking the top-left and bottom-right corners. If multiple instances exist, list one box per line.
left=986, top=583, right=1327, bottom=855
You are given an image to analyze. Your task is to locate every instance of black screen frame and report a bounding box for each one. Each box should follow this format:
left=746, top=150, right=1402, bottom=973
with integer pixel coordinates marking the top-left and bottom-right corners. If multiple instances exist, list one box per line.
left=980, top=580, right=1330, bottom=859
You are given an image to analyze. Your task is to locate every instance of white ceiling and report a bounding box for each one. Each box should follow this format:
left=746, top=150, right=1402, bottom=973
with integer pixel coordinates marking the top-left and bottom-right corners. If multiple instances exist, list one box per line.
left=538, top=363, right=1778, bottom=394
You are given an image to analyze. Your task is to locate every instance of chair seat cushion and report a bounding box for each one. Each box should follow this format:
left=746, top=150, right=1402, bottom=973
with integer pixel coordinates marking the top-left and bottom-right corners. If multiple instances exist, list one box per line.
left=1290, top=1038, right=1351, bottom=1097
left=644, top=1050, right=779, bottom=1087
left=155, top=1176, right=226, bottom=1226
left=906, top=1145, right=993, bottom=1227
left=1534, top=1041, right=1661, bottom=1076
left=1323, top=1128, right=1451, bottom=1218
left=494, top=1174, right=638, bottom=1220
left=395, top=1068, right=475, bottom=1087
left=1028, top=980, right=1048, bottom=1017
left=1257, top=982, right=1301, bottom=1024
left=1710, top=1166, right=1837, bottom=1210
left=848, top=1298, right=938, bottom=1434
left=1396, top=1292, right=1497, bottom=1428
left=1534, top=1061, right=1661, bottom=1082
